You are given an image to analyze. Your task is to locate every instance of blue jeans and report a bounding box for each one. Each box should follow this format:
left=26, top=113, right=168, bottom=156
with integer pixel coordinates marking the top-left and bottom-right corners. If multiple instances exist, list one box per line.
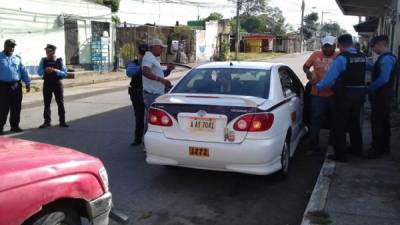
left=143, top=92, right=161, bottom=133
left=309, top=95, right=332, bottom=147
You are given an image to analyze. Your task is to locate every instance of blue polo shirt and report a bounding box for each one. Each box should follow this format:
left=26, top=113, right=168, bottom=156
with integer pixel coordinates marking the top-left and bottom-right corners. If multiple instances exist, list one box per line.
left=316, top=48, right=372, bottom=92
left=0, top=52, right=30, bottom=85
left=368, top=52, right=397, bottom=92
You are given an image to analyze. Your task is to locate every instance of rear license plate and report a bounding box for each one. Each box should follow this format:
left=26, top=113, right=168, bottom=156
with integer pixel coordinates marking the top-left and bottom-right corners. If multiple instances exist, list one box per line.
left=189, top=117, right=216, bottom=132
left=189, top=146, right=209, bottom=157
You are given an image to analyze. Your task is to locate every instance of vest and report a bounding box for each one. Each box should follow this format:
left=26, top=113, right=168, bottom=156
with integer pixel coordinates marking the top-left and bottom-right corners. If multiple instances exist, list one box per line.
left=371, top=52, right=398, bottom=94
left=129, top=59, right=143, bottom=89
left=332, top=51, right=366, bottom=94
left=43, top=57, right=63, bottom=82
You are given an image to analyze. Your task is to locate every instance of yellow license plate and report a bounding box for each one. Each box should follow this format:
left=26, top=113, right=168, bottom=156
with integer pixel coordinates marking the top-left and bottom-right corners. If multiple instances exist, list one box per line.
left=189, top=118, right=216, bottom=131
left=189, top=146, right=209, bottom=157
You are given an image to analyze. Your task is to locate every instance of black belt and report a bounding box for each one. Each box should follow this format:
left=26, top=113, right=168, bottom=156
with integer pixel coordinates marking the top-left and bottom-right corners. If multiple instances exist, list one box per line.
left=0, top=80, right=20, bottom=85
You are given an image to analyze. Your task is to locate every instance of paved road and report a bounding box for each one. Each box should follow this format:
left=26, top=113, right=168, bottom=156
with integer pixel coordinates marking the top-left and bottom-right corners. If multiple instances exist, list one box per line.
left=8, top=52, right=325, bottom=225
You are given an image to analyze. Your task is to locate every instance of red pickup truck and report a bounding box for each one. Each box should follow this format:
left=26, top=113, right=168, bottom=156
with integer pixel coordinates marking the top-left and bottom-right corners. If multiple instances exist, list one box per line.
left=0, top=137, right=112, bottom=225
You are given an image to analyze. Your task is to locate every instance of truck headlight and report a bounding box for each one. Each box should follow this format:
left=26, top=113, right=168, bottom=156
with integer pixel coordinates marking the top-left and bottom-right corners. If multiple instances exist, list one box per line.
left=99, top=167, right=109, bottom=192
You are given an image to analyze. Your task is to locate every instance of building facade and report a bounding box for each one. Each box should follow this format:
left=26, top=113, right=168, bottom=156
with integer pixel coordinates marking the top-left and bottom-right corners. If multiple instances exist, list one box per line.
left=0, top=0, right=114, bottom=75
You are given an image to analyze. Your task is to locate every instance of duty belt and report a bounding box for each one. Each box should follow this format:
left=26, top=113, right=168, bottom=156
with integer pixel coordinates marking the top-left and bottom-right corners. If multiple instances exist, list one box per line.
left=345, top=85, right=366, bottom=88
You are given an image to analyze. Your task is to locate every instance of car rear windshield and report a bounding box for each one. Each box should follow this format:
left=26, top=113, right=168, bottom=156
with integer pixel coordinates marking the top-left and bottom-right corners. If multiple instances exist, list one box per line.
left=172, top=68, right=271, bottom=99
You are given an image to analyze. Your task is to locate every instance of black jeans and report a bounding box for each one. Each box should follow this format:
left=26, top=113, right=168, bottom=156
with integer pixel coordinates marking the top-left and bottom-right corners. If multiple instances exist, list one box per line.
left=0, top=82, right=22, bottom=130
left=370, top=91, right=392, bottom=153
left=43, top=80, right=65, bottom=124
left=332, top=89, right=365, bottom=158
left=129, top=87, right=145, bottom=142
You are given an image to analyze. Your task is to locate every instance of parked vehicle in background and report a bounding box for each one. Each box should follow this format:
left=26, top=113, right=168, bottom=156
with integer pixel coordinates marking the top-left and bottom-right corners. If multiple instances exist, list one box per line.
left=0, top=137, right=111, bottom=225
left=144, top=61, right=307, bottom=177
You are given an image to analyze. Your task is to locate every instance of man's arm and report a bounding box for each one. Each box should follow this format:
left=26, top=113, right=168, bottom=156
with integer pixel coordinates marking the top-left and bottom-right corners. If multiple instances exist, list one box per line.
left=19, top=61, right=30, bottom=92
left=303, top=53, right=316, bottom=80
left=368, top=55, right=396, bottom=92
left=37, top=58, right=45, bottom=77
left=56, top=59, right=68, bottom=78
left=316, top=56, right=347, bottom=92
left=142, top=66, right=172, bottom=88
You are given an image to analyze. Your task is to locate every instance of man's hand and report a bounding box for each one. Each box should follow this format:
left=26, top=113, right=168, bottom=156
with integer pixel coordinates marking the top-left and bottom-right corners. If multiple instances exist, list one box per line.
left=160, top=78, right=172, bottom=88
left=26, top=85, right=31, bottom=93
left=45, top=67, right=54, bottom=73
left=167, top=63, right=175, bottom=71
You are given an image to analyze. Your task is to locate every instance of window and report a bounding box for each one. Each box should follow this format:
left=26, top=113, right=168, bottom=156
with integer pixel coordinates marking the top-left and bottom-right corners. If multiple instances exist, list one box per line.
left=172, top=68, right=271, bottom=99
left=279, top=67, right=302, bottom=97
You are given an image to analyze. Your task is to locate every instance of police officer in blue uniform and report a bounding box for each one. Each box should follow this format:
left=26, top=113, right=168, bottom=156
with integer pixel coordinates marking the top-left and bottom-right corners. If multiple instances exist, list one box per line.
left=37, top=44, right=69, bottom=128
left=367, top=35, right=398, bottom=158
left=0, top=39, right=30, bottom=135
left=316, top=34, right=367, bottom=162
left=127, top=44, right=148, bottom=146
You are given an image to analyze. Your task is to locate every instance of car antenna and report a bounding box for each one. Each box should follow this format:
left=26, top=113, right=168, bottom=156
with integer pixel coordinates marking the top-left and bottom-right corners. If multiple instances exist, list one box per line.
left=230, top=62, right=233, bottom=66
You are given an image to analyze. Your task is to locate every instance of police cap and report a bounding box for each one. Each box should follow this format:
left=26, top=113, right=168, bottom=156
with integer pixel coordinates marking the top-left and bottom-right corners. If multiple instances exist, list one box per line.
left=44, top=44, right=57, bottom=51
left=4, top=39, right=16, bottom=46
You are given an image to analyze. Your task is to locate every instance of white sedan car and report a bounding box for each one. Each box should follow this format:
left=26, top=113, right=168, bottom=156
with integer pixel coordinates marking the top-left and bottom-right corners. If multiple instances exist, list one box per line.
left=144, top=62, right=307, bottom=177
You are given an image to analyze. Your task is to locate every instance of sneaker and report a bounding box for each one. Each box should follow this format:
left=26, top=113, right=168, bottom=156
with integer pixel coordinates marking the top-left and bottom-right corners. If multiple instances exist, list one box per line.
left=59, top=123, right=69, bottom=128
left=39, top=123, right=51, bottom=129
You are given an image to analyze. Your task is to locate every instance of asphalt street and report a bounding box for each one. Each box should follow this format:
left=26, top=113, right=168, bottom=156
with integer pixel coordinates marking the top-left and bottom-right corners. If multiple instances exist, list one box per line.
left=8, top=53, right=326, bottom=225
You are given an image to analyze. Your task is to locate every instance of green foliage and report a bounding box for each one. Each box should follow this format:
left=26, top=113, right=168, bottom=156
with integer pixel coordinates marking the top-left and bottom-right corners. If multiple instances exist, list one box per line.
left=321, top=22, right=347, bottom=37
left=112, top=15, right=120, bottom=25
left=303, top=12, right=319, bottom=40
left=96, top=0, right=120, bottom=12
left=121, top=43, right=135, bottom=63
left=229, top=0, right=269, bottom=16
left=170, top=26, right=193, bottom=41
left=187, top=20, right=206, bottom=28
left=205, top=12, right=224, bottom=21
left=217, top=40, right=230, bottom=61
left=238, top=7, right=289, bottom=36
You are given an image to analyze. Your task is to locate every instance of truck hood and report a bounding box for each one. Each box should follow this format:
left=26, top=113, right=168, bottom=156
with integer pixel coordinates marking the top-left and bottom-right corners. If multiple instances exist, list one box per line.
left=0, top=137, right=103, bottom=192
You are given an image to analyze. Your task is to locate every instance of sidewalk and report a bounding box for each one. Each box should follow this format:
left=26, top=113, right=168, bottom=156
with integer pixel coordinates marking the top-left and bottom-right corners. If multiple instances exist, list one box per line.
left=302, top=108, right=400, bottom=225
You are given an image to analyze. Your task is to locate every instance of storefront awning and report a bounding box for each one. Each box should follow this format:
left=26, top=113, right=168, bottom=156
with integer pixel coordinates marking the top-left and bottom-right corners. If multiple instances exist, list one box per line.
left=335, top=0, right=391, bottom=16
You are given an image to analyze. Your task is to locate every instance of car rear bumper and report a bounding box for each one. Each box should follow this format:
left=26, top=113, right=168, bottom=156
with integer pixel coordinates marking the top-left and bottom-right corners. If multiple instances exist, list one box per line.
left=86, top=191, right=112, bottom=225
left=144, top=131, right=286, bottom=175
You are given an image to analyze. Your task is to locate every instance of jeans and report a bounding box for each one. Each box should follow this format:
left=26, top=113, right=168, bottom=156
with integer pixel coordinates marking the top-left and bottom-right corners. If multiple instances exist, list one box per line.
left=309, top=95, right=332, bottom=148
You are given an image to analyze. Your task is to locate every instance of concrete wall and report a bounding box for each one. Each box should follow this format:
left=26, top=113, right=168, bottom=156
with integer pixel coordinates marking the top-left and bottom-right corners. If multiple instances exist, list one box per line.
left=195, top=21, right=218, bottom=62
left=0, top=0, right=112, bottom=75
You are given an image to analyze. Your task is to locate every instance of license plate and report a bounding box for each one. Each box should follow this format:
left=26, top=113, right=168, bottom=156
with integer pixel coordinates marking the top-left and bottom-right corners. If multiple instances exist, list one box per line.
left=189, top=117, right=216, bottom=131
left=189, top=146, right=209, bottom=157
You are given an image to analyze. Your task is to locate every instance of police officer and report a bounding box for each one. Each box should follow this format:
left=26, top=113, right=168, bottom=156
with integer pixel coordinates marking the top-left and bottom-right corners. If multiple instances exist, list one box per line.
left=37, top=44, right=69, bottom=128
left=127, top=44, right=148, bottom=146
left=366, top=35, right=398, bottom=158
left=316, top=34, right=367, bottom=162
left=0, top=39, right=30, bottom=135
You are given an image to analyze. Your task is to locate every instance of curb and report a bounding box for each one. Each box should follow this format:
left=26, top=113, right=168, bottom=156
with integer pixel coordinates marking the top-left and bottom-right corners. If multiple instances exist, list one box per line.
left=301, top=148, right=336, bottom=225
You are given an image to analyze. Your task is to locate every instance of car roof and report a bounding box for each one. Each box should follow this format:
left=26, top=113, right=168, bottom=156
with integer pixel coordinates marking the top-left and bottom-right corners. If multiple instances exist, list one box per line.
left=196, top=61, right=283, bottom=70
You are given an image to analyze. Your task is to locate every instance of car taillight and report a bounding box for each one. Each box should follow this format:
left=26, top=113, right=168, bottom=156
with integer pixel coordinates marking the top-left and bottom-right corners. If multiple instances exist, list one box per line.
left=147, top=108, right=173, bottom=127
left=233, top=113, right=274, bottom=132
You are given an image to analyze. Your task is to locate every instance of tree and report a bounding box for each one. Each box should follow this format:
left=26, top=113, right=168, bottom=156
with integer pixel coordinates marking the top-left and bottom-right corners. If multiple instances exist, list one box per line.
left=302, top=12, right=319, bottom=40
left=205, top=12, right=224, bottom=21
left=321, top=22, right=347, bottom=37
left=96, top=0, right=120, bottom=12
left=229, top=0, right=269, bottom=16
left=239, top=7, right=289, bottom=36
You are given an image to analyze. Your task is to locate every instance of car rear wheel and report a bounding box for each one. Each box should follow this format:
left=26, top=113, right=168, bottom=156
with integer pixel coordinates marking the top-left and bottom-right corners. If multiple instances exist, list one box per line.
left=24, top=207, right=81, bottom=225
left=278, top=138, right=290, bottom=178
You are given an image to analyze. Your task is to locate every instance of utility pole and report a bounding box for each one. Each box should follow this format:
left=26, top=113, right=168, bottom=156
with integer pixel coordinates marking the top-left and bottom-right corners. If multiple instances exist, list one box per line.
left=300, top=0, right=305, bottom=53
left=235, top=0, right=240, bottom=60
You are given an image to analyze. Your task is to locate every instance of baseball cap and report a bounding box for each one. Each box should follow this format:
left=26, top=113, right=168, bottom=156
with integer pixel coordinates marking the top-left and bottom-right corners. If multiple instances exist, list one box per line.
left=4, top=39, right=16, bottom=46
left=44, top=44, right=57, bottom=51
left=149, top=38, right=167, bottom=48
left=321, top=36, right=336, bottom=46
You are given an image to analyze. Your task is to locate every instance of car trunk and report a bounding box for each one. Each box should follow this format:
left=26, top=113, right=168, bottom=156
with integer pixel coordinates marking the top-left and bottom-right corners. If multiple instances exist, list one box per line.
left=153, top=94, right=266, bottom=144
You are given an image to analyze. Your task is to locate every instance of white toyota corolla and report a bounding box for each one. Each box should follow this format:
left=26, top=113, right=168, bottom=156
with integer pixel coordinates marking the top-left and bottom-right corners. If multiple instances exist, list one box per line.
left=144, top=62, right=307, bottom=177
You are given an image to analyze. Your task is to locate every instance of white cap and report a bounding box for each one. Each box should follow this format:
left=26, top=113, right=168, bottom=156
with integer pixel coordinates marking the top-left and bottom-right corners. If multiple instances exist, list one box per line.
left=149, top=38, right=167, bottom=48
left=321, top=36, right=336, bottom=46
